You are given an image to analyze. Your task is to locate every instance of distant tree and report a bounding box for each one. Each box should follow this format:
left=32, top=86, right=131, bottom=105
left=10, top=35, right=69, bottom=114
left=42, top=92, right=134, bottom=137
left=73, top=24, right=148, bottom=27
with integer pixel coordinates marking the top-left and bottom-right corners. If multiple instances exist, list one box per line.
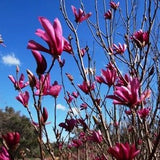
left=0, top=106, right=39, bottom=158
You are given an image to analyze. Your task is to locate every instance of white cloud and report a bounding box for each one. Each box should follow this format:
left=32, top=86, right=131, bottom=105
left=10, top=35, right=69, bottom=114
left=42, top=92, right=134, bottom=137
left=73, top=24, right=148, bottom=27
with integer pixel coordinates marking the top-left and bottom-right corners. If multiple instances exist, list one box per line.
left=2, top=53, right=20, bottom=66
left=56, top=104, right=66, bottom=111
left=69, top=107, right=80, bottom=116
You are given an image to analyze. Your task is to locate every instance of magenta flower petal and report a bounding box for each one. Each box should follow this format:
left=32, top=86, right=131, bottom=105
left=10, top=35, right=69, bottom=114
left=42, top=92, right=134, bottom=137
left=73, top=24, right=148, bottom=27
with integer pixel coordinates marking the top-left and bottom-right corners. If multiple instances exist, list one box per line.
left=39, top=17, right=56, bottom=46
left=0, top=146, right=11, bottom=160
left=47, top=81, right=62, bottom=98
left=31, top=50, right=47, bottom=75
left=53, top=18, right=64, bottom=54
left=27, top=40, right=50, bottom=53
left=71, top=5, right=91, bottom=23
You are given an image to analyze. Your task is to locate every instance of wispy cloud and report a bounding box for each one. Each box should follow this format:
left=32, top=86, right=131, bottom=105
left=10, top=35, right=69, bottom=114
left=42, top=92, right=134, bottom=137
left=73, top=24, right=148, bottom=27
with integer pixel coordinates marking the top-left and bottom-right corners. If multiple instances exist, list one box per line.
left=2, top=53, right=20, bottom=66
left=56, top=104, right=66, bottom=111
left=69, top=107, right=80, bottom=116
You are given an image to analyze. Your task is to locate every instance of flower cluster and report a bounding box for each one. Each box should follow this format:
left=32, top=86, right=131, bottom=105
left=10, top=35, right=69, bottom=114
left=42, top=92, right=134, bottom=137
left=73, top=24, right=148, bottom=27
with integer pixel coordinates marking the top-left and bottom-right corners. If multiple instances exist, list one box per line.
left=8, top=74, right=29, bottom=90
left=104, top=1, right=119, bottom=20
left=108, top=143, right=140, bottom=160
left=107, top=75, right=151, bottom=108
left=131, top=29, right=149, bottom=48
left=96, top=63, right=117, bottom=87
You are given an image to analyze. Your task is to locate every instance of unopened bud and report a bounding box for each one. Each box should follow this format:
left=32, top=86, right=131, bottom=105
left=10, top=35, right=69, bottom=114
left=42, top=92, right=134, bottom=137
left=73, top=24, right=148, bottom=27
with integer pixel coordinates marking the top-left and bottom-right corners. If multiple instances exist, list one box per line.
left=0, top=34, right=4, bottom=44
left=26, top=69, right=36, bottom=88
left=85, top=45, right=89, bottom=52
left=68, top=34, right=73, bottom=41
left=41, top=107, right=48, bottom=125
left=66, top=73, right=74, bottom=81
left=16, top=65, right=20, bottom=73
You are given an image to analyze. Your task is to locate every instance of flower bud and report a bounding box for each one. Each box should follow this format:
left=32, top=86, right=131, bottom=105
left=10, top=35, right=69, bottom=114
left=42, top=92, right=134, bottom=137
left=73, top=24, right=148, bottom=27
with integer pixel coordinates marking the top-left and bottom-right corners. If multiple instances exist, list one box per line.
left=26, top=69, right=36, bottom=88
left=66, top=73, right=74, bottom=81
left=31, top=50, right=47, bottom=75
left=41, top=107, right=48, bottom=125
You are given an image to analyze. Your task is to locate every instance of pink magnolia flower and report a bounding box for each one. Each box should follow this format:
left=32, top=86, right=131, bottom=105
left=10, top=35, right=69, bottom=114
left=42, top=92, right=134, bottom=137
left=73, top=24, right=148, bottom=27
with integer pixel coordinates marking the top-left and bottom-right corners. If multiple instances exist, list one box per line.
left=107, top=77, right=150, bottom=107
left=107, top=142, right=140, bottom=160
left=104, top=10, right=112, bottom=19
left=35, top=74, right=62, bottom=98
left=71, top=5, right=92, bottom=23
left=116, top=74, right=130, bottom=86
left=47, top=81, right=62, bottom=98
left=27, top=17, right=72, bottom=58
left=80, top=103, right=88, bottom=110
left=35, top=74, right=50, bottom=96
left=107, top=62, right=116, bottom=70
left=71, top=139, right=83, bottom=148
left=88, top=130, right=103, bottom=143
left=63, top=39, right=72, bottom=53
left=113, top=43, right=127, bottom=54
left=8, top=74, right=29, bottom=90
left=79, top=132, right=87, bottom=142
left=78, top=81, right=95, bottom=94
left=59, top=118, right=77, bottom=132
left=64, top=91, right=74, bottom=103
left=138, top=107, right=151, bottom=119
left=71, top=91, right=79, bottom=98
left=109, top=77, right=139, bottom=107
left=125, top=110, right=132, bottom=115
left=0, top=147, right=11, bottom=160
left=110, top=1, right=120, bottom=10
left=131, top=29, right=149, bottom=48
left=2, top=132, right=20, bottom=150
left=96, top=66, right=117, bottom=87
left=16, top=91, right=29, bottom=108
left=95, top=76, right=104, bottom=84
left=31, top=50, right=47, bottom=75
